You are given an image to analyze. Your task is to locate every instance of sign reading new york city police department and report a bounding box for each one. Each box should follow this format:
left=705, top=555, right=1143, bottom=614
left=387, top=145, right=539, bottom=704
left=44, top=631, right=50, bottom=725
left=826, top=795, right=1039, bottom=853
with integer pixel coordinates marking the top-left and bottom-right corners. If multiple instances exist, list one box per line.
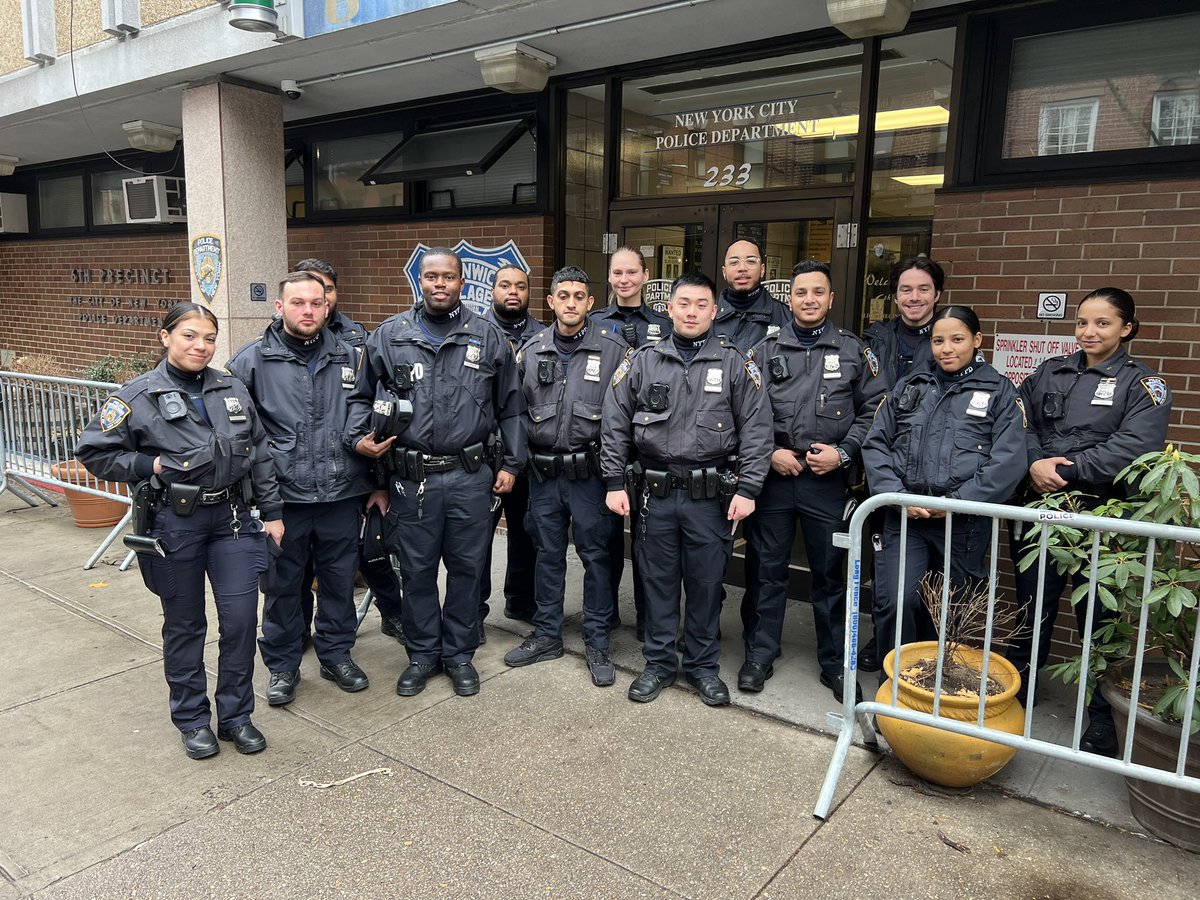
left=656, top=98, right=820, bottom=152
left=404, top=239, right=531, bottom=317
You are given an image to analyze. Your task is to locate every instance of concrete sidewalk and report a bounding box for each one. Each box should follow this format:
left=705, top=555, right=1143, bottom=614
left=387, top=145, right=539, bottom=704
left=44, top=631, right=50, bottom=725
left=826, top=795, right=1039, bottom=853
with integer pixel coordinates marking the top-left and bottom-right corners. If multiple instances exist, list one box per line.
left=0, top=490, right=1195, bottom=899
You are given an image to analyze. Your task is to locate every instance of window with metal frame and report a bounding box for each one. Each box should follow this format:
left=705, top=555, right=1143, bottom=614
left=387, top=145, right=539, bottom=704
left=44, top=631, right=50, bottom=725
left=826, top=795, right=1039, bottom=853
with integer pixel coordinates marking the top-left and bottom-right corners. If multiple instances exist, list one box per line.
left=1036, top=99, right=1099, bottom=156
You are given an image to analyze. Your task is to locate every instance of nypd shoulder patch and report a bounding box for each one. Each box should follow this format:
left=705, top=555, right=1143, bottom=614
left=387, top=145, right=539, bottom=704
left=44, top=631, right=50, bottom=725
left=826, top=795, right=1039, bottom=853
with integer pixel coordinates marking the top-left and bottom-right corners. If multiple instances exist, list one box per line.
left=1141, top=376, right=1168, bottom=406
left=863, top=347, right=880, bottom=378
left=612, top=357, right=632, bottom=387
left=99, top=397, right=131, bottom=432
left=1014, top=397, right=1028, bottom=429
left=745, top=360, right=763, bottom=390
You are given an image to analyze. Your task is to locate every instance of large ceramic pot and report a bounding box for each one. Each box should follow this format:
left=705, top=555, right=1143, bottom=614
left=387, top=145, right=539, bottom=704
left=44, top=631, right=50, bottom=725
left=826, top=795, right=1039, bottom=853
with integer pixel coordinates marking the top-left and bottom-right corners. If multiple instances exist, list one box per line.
left=877, top=641, right=1025, bottom=788
left=1102, top=661, right=1200, bottom=853
left=49, top=460, right=128, bottom=528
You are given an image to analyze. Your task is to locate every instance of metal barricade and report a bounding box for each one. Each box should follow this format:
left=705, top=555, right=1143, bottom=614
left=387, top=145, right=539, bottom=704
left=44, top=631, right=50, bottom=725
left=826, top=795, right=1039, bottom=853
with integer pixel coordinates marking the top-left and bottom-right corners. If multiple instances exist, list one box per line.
left=814, top=491, right=1200, bottom=820
left=0, top=370, right=136, bottom=570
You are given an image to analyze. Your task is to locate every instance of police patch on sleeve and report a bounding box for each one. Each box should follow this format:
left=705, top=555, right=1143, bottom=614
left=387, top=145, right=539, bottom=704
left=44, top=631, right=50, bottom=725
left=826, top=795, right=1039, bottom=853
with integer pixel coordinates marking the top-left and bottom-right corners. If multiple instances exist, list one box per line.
left=744, top=359, right=763, bottom=390
left=863, top=347, right=880, bottom=378
left=612, top=357, right=632, bottom=387
left=99, top=397, right=131, bottom=432
left=1141, top=376, right=1168, bottom=406
left=1015, top=397, right=1028, bottom=429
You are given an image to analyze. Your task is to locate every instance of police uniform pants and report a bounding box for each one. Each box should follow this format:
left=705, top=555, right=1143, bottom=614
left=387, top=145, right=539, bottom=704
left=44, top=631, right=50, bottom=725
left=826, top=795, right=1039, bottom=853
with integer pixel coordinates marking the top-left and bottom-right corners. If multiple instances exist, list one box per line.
left=139, top=503, right=266, bottom=733
left=635, top=490, right=733, bottom=678
left=260, top=497, right=362, bottom=673
left=385, top=465, right=492, bottom=666
left=479, top=472, right=536, bottom=619
left=524, top=472, right=618, bottom=649
left=299, top=527, right=403, bottom=632
left=742, top=469, right=848, bottom=675
left=873, top=511, right=988, bottom=668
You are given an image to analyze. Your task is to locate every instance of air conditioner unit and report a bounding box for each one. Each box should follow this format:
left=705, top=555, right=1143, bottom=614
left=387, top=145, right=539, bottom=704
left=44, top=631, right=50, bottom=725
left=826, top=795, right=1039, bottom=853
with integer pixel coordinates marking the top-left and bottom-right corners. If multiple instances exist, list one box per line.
left=0, top=192, right=30, bottom=233
left=123, top=176, right=187, bottom=224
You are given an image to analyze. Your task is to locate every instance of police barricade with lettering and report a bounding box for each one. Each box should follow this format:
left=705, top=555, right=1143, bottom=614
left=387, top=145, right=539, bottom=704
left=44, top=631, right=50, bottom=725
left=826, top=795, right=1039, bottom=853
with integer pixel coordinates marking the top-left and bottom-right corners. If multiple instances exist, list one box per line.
left=813, top=492, right=1200, bottom=821
left=0, top=371, right=135, bottom=570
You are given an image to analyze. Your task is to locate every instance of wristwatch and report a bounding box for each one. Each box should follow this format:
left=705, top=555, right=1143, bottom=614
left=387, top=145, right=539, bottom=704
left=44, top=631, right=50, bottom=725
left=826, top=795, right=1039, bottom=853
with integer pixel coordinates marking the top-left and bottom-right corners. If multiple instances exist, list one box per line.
left=835, top=446, right=851, bottom=469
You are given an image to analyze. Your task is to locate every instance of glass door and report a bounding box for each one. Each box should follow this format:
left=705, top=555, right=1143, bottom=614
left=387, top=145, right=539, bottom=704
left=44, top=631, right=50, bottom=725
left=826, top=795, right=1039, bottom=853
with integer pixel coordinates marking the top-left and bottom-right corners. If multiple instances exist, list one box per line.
left=607, top=205, right=717, bottom=311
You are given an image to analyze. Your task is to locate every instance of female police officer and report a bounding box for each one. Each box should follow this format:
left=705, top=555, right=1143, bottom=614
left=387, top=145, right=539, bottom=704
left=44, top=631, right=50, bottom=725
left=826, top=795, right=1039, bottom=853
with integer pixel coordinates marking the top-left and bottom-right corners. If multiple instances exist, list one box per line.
left=1008, top=287, right=1171, bottom=755
left=77, top=302, right=284, bottom=760
left=861, top=306, right=1026, bottom=667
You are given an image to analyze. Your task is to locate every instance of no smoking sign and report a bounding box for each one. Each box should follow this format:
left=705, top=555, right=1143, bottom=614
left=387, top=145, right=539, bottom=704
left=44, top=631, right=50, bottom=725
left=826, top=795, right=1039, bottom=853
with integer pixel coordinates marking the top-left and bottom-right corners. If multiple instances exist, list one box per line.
left=1037, top=292, right=1067, bottom=320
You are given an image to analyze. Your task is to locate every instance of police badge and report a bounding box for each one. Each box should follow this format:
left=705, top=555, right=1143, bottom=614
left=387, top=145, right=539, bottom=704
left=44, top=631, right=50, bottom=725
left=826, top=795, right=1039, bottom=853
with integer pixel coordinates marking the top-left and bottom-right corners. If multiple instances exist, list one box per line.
left=1092, top=377, right=1116, bottom=406
left=341, top=366, right=355, bottom=389
left=585, top=354, right=602, bottom=382
left=965, top=391, right=991, bottom=418
left=823, top=354, right=841, bottom=379
left=704, top=367, right=723, bottom=393
left=647, top=324, right=663, bottom=342
left=224, top=396, right=247, bottom=422
left=464, top=343, right=482, bottom=370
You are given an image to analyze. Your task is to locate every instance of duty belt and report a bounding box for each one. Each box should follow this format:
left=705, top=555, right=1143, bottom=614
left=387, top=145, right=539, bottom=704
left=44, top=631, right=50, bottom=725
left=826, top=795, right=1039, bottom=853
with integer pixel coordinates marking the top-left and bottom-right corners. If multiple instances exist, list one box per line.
left=528, top=445, right=599, bottom=482
left=391, top=442, right=486, bottom=481
left=165, top=484, right=236, bottom=506
left=627, top=457, right=738, bottom=501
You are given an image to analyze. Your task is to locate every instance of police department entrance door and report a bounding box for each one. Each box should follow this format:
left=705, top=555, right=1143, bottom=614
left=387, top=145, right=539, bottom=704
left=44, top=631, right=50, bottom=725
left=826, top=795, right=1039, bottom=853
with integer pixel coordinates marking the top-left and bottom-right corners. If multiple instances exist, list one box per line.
left=609, top=197, right=853, bottom=598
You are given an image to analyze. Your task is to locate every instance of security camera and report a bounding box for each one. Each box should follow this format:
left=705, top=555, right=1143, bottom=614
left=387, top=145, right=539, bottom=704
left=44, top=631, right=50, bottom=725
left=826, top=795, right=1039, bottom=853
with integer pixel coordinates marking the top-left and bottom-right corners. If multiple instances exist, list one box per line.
left=281, top=80, right=304, bottom=100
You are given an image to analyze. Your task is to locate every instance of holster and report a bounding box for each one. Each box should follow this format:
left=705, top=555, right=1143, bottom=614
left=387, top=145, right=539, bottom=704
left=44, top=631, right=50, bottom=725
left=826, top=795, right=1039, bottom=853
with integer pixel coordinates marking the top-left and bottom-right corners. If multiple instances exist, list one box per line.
left=123, top=477, right=166, bottom=557
left=166, top=483, right=201, bottom=517
left=485, top=431, right=504, bottom=473
left=461, top=441, right=486, bottom=474
left=624, top=461, right=643, bottom=494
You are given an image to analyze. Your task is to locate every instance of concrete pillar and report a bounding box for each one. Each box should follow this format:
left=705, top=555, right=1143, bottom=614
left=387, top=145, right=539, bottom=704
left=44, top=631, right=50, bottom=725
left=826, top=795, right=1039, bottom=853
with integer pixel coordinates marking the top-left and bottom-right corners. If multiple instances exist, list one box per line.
left=181, top=79, right=286, bottom=361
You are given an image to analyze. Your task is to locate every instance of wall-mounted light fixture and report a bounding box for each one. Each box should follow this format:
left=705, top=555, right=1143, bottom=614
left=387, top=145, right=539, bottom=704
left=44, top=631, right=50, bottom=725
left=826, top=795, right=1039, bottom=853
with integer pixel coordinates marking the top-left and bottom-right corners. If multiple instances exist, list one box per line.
left=474, top=43, right=556, bottom=94
left=827, top=0, right=912, bottom=39
left=228, top=0, right=279, bottom=33
left=122, top=120, right=182, bottom=153
left=0, top=155, right=20, bottom=176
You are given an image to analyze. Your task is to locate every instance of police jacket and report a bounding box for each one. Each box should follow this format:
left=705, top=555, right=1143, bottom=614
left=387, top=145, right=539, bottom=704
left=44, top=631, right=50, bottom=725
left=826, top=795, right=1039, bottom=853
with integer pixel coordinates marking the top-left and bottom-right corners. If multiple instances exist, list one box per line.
left=715, top=286, right=791, bottom=354
left=862, top=316, right=935, bottom=391
left=752, top=324, right=886, bottom=460
left=328, top=309, right=367, bottom=348
left=1018, top=348, right=1171, bottom=494
left=76, top=361, right=283, bottom=519
left=590, top=301, right=672, bottom=349
left=862, top=362, right=1025, bottom=504
left=345, top=303, right=527, bottom=473
left=227, top=320, right=372, bottom=505
left=518, top=324, right=630, bottom=452
left=600, top=334, right=773, bottom=499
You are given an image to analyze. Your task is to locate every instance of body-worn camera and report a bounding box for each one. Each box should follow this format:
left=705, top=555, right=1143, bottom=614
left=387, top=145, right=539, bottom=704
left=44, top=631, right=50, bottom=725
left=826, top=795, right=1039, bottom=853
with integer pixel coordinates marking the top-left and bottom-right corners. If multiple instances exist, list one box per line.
left=393, top=363, right=415, bottom=391
left=647, top=382, right=670, bottom=411
left=537, top=359, right=558, bottom=385
left=897, top=383, right=923, bottom=413
left=158, top=391, right=188, bottom=421
left=1043, top=391, right=1065, bottom=420
left=768, top=355, right=790, bottom=381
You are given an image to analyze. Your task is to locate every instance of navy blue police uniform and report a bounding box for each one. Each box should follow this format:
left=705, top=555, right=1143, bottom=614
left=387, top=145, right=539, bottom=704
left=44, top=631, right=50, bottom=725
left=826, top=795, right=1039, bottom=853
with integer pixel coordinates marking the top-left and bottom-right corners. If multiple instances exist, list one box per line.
left=601, top=333, right=772, bottom=687
left=227, top=320, right=374, bottom=694
left=1008, top=348, right=1171, bottom=717
left=742, top=324, right=885, bottom=687
left=518, top=323, right=628, bottom=659
left=346, top=303, right=525, bottom=688
left=861, top=361, right=1026, bottom=664
left=76, top=361, right=282, bottom=745
left=714, top=284, right=791, bottom=354
left=862, top=316, right=936, bottom=391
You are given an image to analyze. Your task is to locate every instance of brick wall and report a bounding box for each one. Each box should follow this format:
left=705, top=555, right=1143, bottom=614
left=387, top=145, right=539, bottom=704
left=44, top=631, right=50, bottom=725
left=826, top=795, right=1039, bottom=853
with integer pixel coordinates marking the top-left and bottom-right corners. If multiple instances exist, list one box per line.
left=933, top=177, right=1200, bottom=666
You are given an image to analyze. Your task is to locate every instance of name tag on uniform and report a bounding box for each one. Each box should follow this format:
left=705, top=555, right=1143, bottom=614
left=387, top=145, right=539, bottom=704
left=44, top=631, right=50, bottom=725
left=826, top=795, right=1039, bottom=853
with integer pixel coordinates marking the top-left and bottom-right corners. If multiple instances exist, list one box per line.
left=341, top=366, right=355, bottom=389
left=224, top=396, right=248, bottom=423
left=464, top=343, right=482, bottom=370
left=1092, top=377, right=1116, bottom=406
left=704, top=367, right=723, bottom=393
left=965, top=391, right=990, bottom=418
left=584, top=354, right=602, bottom=382
left=823, top=354, right=841, bottom=379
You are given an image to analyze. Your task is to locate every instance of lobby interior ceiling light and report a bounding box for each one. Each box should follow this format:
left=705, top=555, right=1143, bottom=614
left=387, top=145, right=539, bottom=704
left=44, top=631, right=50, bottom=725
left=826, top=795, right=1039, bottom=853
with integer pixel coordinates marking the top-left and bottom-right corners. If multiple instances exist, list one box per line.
left=0, top=155, right=19, bottom=176
left=891, top=173, right=945, bottom=187
left=780, top=104, right=948, bottom=140
left=122, top=120, right=183, bottom=153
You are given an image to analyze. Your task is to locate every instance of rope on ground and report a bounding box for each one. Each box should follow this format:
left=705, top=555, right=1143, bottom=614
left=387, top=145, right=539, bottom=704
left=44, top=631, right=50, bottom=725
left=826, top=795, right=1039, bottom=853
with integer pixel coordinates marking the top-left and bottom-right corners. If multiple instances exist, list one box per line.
left=298, top=767, right=394, bottom=789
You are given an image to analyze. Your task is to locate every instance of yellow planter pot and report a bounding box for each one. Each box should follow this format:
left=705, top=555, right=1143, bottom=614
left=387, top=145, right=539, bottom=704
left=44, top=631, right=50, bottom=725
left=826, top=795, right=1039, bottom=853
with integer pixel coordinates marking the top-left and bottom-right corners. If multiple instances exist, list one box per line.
left=877, top=641, right=1025, bottom=788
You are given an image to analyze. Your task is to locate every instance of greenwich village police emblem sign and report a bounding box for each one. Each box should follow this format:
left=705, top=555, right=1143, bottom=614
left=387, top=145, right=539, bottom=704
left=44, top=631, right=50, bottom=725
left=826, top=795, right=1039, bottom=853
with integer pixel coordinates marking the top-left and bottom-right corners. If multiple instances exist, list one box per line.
left=191, top=234, right=223, bottom=304
left=404, top=239, right=531, bottom=316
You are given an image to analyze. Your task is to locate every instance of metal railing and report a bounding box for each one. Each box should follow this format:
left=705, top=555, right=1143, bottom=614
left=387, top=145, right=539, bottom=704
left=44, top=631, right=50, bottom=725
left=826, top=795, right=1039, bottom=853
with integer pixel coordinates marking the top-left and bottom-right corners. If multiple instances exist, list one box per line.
left=0, top=370, right=135, bottom=569
left=814, top=492, right=1200, bottom=820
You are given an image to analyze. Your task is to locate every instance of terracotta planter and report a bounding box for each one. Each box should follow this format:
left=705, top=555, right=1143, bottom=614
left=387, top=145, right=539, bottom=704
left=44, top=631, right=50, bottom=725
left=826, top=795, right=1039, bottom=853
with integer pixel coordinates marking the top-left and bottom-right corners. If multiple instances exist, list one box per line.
left=877, top=641, right=1025, bottom=788
left=1102, top=662, right=1200, bottom=853
left=49, top=460, right=128, bottom=529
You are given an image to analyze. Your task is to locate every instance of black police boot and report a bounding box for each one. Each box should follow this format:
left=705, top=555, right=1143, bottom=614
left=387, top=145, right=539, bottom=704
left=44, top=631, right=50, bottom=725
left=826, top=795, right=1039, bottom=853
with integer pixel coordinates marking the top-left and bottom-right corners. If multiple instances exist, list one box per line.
left=446, top=662, right=481, bottom=697
left=1080, top=718, right=1118, bottom=757
left=396, top=661, right=441, bottom=697
left=217, top=722, right=267, bottom=755
left=627, top=669, right=676, bottom=703
left=820, top=670, right=864, bottom=704
left=181, top=725, right=219, bottom=760
left=585, top=646, right=616, bottom=687
left=380, top=612, right=406, bottom=646
left=320, top=658, right=369, bottom=693
left=503, top=634, right=564, bottom=667
left=503, top=602, right=536, bottom=625
left=737, top=660, right=774, bottom=693
left=267, top=670, right=300, bottom=706
left=685, top=673, right=731, bottom=707
left=858, top=635, right=880, bottom=673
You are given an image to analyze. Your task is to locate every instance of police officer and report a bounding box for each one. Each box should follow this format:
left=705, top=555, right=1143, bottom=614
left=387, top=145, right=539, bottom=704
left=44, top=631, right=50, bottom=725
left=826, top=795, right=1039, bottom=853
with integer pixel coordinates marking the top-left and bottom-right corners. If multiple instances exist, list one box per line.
left=741, top=261, right=884, bottom=700
left=348, top=247, right=526, bottom=698
left=228, top=272, right=373, bottom=706
left=862, top=257, right=944, bottom=391
left=76, top=302, right=283, bottom=759
left=504, top=266, right=628, bottom=686
left=714, top=239, right=790, bottom=353
left=602, top=272, right=772, bottom=706
left=479, top=264, right=539, bottom=631
left=1009, top=287, right=1171, bottom=756
left=591, top=246, right=673, bottom=639
left=861, top=306, right=1026, bottom=668
left=293, top=258, right=406, bottom=648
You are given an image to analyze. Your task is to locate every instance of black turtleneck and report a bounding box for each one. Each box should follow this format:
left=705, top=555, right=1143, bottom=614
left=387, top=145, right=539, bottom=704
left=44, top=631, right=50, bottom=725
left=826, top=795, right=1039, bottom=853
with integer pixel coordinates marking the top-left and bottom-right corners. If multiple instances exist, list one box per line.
left=280, top=328, right=322, bottom=363
left=164, top=361, right=211, bottom=426
left=553, top=323, right=588, bottom=361
left=897, top=318, right=933, bottom=355
left=792, top=320, right=827, bottom=348
left=934, top=362, right=976, bottom=391
left=672, top=330, right=710, bottom=364
left=721, top=285, right=766, bottom=312
left=418, top=305, right=461, bottom=349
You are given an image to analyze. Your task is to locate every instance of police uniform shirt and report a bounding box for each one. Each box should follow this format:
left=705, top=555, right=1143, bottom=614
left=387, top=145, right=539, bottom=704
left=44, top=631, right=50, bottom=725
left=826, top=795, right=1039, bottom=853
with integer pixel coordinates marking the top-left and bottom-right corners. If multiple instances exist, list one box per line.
left=751, top=324, right=885, bottom=459
left=861, top=362, right=1026, bottom=505
left=77, top=360, right=284, bottom=519
left=590, top=302, right=672, bottom=349
left=519, top=324, right=629, bottom=452
left=599, top=333, right=773, bottom=498
left=714, top=286, right=791, bottom=354
left=345, top=304, right=527, bottom=473
left=1018, top=347, right=1171, bottom=491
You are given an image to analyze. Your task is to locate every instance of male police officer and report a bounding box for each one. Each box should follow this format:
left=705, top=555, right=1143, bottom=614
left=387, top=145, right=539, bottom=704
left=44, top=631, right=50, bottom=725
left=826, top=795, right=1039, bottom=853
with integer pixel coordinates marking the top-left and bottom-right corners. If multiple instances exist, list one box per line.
left=741, top=261, right=884, bottom=700
left=292, top=257, right=406, bottom=647
left=479, top=265, right=539, bottom=630
left=228, top=272, right=373, bottom=705
left=714, top=239, right=790, bottom=353
left=862, top=257, right=944, bottom=390
left=505, top=266, right=628, bottom=686
left=348, top=248, right=525, bottom=698
left=602, top=272, right=772, bottom=706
